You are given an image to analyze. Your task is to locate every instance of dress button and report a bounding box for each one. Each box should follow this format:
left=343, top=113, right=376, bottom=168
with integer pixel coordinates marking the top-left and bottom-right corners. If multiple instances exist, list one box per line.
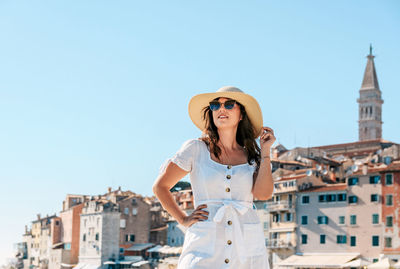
left=227, top=220, right=232, bottom=225
left=225, top=258, right=230, bottom=263
left=226, top=175, right=231, bottom=179
left=225, top=187, right=230, bottom=192
left=227, top=240, right=232, bottom=245
left=227, top=165, right=232, bottom=169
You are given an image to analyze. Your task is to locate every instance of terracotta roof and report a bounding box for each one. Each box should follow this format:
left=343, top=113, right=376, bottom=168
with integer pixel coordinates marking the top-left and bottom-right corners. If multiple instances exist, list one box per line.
left=312, top=139, right=393, bottom=149
left=120, top=243, right=134, bottom=249
left=150, top=225, right=168, bottom=232
left=272, top=159, right=307, bottom=166
left=278, top=174, right=307, bottom=181
left=378, top=161, right=400, bottom=172
left=352, top=165, right=387, bottom=175
left=301, top=184, right=347, bottom=193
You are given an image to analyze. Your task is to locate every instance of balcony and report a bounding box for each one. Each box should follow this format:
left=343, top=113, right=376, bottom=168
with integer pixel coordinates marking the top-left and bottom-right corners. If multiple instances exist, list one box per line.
left=267, top=239, right=295, bottom=249
left=265, top=201, right=295, bottom=212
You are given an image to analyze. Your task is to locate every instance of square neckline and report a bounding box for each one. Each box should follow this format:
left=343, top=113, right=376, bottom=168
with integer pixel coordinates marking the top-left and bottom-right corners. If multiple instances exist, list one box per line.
left=198, top=139, right=251, bottom=167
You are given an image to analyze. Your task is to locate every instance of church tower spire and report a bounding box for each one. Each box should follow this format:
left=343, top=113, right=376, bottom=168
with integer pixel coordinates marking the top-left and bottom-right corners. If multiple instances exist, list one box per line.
left=357, top=45, right=384, bottom=141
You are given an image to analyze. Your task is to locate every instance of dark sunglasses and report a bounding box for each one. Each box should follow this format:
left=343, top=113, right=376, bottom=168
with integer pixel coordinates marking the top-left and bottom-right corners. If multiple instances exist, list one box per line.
left=209, top=100, right=236, bottom=111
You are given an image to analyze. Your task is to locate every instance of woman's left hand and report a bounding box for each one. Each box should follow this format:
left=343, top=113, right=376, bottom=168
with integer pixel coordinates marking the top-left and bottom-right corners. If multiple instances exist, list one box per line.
left=259, top=127, right=276, bottom=156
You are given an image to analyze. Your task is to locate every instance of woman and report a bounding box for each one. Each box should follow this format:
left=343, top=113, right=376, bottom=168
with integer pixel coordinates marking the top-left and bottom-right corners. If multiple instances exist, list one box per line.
left=153, top=86, right=275, bottom=269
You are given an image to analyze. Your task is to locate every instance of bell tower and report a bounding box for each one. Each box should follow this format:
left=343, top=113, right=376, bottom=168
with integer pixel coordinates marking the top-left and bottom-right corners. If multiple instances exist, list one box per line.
left=357, top=45, right=384, bottom=141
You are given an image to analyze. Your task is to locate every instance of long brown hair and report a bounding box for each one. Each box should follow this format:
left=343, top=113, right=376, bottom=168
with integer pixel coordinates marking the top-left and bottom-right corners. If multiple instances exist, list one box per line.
left=199, top=98, right=261, bottom=170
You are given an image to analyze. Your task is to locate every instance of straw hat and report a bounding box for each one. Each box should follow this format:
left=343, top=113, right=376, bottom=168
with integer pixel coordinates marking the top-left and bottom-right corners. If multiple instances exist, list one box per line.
left=188, top=86, right=263, bottom=138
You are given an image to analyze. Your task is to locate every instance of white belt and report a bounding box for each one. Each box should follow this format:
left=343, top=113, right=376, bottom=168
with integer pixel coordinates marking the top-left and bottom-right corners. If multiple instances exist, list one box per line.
left=196, top=199, right=254, bottom=264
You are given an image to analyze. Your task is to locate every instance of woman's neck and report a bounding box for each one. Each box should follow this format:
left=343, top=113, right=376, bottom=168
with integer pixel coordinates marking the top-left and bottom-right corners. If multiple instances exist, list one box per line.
left=217, top=128, right=240, bottom=150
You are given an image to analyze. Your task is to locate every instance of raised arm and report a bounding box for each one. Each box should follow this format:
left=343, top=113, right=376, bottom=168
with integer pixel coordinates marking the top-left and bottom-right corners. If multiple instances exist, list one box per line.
left=252, top=127, right=276, bottom=200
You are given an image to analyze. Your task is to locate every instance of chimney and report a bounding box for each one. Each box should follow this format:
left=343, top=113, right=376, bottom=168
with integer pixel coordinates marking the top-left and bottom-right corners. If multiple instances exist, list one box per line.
left=118, top=186, right=121, bottom=191
left=37, top=214, right=41, bottom=220
left=108, top=187, right=112, bottom=193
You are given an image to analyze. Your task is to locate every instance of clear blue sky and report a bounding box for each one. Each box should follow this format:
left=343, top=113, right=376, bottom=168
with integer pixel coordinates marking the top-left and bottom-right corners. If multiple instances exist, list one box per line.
left=0, top=0, right=399, bottom=264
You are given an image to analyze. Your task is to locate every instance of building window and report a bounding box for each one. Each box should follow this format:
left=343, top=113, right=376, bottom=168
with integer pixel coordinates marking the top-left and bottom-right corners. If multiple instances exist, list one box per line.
left=386, top=216, right=393, bottom=227
left=348, top=177, right=358, bottom=186
left=372, top=236, right=379, bottom=246
left=273, top=214, right=281, bottom=223
left=350, top=215, right=357, bottom=225
left=385, top=237, right=392, bottom=248
left=369, top=175, right=380, bottom=184
left=124, top=207, right=129, bottom=215
left=55, top=221, right=60, bottom=225
left=337, top=235, right=347, bottom=244
left=339, top=216, right=345, bottom=225
left=95, top=233, right=99, bottom=241
left=132, top=208, right=138, bottom=215
left=284, top=213, right=293, bottom=222
left=130, top=234, right=135, bottom=242
left=65, top=243, right=71, bottom=250
left=385, top=174, right=393, bottom=185
left=327, top=194, right=336, bottom=202
left=83, top=234, right=86, bottom=242
left=317, top=216, right=329, bottom=224
left=386, top=195, right=393, bottom=206
left=301, top=234, right=307, bottom=244
left=372, top=214, right=379, bottom=224
left=349, top=196, right=358, bottom=204
left=301, top=216, right=308, bottom=225
left=337, top=193, right=347, bottom=202
left=302, top=196, right=310, bottom=204
left=319, top=195, right=327, bottom=203
left=350, top=236, right=356, bottom=247
left=264, top=222, right=268, bottom=229
left=371, top=194, right=379, bottom=202
left=320, top=234, right=326, bottom=244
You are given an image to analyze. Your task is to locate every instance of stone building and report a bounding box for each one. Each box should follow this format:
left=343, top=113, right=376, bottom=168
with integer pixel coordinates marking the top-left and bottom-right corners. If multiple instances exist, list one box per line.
left=48, top=194, right=87, bottom=269
left=296, top=184, right=348, bottom=254
left=379, top=160, right=400, bottom=260
left=29, top=214, right=57, bottom=269
left=118, top=194, right=151, bottom=246
left=267, top=169, right=326, bottom=263
left=77, top=199, right=120, bottom=269
left=346, top=166, right=384, bottom=259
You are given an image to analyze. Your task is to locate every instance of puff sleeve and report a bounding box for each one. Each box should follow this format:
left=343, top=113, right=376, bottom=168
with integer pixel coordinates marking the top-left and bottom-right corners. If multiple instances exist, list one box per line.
left=158, top=139, right=199, bottom=175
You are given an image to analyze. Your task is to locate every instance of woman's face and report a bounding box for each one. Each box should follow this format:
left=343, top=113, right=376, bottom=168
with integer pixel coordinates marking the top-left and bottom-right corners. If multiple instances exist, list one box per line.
left=211, top=97, right=242, bottom=131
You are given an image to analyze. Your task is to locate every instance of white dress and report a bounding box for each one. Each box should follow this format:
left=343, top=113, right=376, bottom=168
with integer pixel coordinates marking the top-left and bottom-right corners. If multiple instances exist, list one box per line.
left=163, top=138, right=270, bottom=269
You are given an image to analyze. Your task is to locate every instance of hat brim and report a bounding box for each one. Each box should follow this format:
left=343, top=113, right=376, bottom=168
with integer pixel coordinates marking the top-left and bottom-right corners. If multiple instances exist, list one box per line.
left=188, top=91, right=263, bottom=138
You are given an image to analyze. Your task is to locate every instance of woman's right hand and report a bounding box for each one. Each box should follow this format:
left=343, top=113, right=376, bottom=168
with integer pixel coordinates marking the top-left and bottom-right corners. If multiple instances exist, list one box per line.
left=181, top=204, right=209, bottom=227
